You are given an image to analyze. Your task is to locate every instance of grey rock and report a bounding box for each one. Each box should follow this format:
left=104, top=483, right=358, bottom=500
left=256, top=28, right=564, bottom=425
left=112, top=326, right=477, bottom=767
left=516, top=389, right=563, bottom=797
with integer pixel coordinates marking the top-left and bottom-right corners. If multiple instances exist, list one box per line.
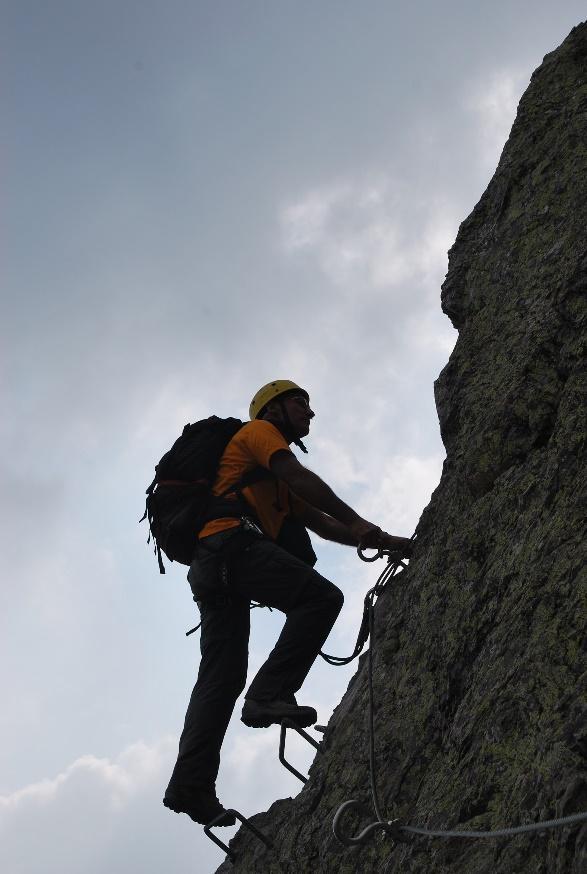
left=214, top=22, right=587, bottom=874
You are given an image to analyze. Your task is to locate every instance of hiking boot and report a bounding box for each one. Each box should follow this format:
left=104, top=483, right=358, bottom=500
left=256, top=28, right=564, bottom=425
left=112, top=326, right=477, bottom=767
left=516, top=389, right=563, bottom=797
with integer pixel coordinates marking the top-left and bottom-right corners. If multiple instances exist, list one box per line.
left=163, top=787, right=236, bottom=826
left=241, top=697, right=317, bottom=729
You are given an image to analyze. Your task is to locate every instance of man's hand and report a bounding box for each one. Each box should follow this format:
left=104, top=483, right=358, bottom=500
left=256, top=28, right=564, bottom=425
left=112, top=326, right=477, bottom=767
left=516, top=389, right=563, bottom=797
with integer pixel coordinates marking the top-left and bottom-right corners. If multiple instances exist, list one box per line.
left=349, top=521, right=413, bottom=557
left=348, top=519, right=384, bottom=548
left=379, top=533, right=414, bottom=558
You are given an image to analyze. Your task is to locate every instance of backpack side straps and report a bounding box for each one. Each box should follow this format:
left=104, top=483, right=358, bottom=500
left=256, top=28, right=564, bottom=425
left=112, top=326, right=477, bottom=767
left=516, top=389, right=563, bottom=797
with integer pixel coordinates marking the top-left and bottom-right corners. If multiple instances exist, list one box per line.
left=204, top=467, right=275, bottom=530
left=140, top=476, right=167, bottom=573
left=217, top=465, right=275, bottom=499
left=139, top=475, right=158, bottom=523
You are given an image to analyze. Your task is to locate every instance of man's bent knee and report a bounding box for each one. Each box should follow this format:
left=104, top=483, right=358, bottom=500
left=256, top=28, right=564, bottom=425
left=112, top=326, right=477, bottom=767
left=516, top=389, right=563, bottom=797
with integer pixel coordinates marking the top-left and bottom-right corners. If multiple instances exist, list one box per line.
left=298, top=577, right=344, bottom=615
left=327, top=584, right=344, bottom=617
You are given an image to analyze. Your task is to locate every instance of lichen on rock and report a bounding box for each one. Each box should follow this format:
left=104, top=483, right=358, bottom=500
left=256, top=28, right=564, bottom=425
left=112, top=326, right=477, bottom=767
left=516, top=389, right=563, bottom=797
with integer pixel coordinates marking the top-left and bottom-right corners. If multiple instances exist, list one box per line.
left=215, top=23, right=587, bottom=874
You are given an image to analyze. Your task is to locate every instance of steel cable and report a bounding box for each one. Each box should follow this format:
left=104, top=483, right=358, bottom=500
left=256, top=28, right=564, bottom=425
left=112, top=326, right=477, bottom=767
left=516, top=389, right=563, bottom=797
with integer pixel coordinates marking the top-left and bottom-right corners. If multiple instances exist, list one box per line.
left=401, top=811, right=587, bottom=838
left=332, top=549, right=587, bottom=848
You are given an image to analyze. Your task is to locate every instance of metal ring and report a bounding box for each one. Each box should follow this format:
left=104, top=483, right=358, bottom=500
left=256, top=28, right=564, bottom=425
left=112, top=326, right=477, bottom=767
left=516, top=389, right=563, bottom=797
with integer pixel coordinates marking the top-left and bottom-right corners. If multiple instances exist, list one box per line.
left=357, top=546, right=383, bottom=562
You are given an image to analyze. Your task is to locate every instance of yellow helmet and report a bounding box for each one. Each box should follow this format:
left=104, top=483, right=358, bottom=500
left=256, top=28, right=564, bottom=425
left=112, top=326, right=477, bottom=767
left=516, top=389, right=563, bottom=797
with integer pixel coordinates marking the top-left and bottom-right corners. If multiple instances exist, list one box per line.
left=249, top=380, right=309, bottom=420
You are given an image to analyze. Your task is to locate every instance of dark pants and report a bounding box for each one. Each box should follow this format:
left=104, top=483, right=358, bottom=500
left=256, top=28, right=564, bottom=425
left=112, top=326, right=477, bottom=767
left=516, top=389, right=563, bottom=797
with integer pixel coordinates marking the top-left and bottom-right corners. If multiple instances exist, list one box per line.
left=165, top=528, right=344, bottom=797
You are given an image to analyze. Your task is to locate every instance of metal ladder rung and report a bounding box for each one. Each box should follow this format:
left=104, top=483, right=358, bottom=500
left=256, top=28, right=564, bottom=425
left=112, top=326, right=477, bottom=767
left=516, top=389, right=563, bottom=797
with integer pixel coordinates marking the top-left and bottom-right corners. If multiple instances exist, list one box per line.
left=279, top=717, right=324, bottom=783
left=203, top=809, right=272, bottom=862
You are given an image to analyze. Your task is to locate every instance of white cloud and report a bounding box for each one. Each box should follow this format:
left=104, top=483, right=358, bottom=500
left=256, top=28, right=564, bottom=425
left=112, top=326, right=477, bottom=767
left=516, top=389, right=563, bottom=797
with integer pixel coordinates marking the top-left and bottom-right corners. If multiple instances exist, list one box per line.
left=223, top=728, right=280, bottom=788
left=0, top=738, right=188, bottom=874
left=0, top=727, right=317, bottom=874
left=358, top=452, right=443, bottom=534
left=465, top=69, right=529, bottom=171
left=280, top=176, right=458, bottom=303
left=0, top=740, right=172, bottom=816
left=409, top=305, right=457, bottom=356
left=281, top=184, right=352, bottom=251
left=311, top=436, right=368, bottom=490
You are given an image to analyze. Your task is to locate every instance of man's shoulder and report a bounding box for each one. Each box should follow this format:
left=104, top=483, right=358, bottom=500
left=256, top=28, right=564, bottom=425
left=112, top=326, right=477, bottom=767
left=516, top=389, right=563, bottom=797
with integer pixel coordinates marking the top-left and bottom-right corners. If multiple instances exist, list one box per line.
left=238, top=420, right=281, bottom=440
left=235, top=420, right=292, bottom=458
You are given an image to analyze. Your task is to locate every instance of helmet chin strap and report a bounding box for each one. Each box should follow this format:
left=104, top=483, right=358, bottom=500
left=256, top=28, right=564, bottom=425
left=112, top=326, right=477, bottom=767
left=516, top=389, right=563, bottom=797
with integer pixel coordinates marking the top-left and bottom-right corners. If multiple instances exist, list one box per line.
left=278, top=399, right=308, bottom=454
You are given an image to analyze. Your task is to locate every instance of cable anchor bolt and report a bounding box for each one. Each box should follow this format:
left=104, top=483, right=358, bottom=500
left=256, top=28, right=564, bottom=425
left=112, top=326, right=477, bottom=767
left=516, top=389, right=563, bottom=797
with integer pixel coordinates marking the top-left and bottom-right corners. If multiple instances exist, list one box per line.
left=333, top=799, right=408, bottom=847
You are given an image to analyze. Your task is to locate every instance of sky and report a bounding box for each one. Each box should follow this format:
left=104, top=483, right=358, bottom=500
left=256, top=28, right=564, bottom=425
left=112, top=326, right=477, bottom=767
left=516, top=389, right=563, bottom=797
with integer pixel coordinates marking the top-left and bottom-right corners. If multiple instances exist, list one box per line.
left=1, top=3, right=585, bottom=872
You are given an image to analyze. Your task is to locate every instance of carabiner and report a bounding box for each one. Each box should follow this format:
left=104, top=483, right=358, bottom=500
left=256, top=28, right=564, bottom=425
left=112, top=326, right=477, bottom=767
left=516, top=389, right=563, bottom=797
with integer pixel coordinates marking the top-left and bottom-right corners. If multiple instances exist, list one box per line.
left=357, top=545, right=384, bottom=562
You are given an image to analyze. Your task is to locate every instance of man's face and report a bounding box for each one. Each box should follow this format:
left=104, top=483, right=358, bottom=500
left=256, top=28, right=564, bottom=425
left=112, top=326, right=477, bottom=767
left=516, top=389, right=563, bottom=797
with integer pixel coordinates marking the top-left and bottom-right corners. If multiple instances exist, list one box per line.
left=281, top=394, right=315, bottom=437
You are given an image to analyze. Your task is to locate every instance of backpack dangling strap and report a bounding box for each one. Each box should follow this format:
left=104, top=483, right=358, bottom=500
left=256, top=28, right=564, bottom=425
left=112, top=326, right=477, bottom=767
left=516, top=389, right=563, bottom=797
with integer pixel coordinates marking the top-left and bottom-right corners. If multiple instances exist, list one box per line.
left=139, top=475, right=157, bottom=523
left=139, top=478, right=167, bottom=573
left=156, top=541, right=165, bottom=574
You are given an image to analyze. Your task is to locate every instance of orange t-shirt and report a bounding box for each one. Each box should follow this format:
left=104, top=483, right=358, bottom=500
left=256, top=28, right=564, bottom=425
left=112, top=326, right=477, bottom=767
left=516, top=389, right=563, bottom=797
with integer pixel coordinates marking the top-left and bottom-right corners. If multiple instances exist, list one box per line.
left=199, top=420, right=301, bottom=541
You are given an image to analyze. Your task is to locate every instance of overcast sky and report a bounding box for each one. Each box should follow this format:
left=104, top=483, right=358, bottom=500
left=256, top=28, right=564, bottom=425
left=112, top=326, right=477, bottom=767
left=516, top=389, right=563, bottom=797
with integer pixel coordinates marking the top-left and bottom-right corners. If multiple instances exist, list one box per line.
left=1, top=3, right=585, bottom=872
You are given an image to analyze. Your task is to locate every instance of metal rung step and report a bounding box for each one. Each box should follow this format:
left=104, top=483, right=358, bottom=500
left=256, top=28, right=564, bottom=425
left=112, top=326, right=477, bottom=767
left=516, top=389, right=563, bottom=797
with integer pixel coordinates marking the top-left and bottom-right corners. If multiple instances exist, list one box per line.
left=278, top=717, right=324, bottom=783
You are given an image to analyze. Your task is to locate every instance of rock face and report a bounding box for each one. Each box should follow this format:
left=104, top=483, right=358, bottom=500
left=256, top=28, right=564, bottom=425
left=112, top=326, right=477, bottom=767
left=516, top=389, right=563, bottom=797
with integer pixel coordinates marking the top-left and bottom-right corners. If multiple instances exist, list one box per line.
left=216, top=23, right=587, bottom=874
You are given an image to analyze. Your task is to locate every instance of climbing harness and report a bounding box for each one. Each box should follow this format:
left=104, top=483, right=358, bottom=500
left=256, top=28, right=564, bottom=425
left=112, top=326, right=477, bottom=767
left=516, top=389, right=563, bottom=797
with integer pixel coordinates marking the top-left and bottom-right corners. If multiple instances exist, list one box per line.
left=185, top=516, right=272, bottom=636
left=332, top=548, right=587, bottom=848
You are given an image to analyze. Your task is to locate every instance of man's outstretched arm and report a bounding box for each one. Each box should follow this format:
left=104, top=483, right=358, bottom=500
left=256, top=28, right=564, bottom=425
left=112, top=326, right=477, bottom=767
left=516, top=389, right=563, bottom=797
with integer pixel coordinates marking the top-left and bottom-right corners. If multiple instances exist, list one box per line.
left=297, top=503, right=413, bottom=555
left=270, top=449, right=413, bottom=555
left=295, top=504, right=359, bottom=546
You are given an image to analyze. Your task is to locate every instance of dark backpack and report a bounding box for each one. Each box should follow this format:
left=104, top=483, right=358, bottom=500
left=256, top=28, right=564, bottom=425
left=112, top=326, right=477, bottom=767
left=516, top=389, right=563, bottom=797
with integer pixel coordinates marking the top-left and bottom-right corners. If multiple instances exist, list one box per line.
left=141, top=416, right=249, bottom=573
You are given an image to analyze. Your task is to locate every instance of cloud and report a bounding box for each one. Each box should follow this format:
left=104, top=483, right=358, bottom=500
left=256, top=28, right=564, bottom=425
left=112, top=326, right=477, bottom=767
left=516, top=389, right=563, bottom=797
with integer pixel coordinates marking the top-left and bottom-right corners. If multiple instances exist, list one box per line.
left=358, top=452, right=444, bottom=533
left=223, top=728, right=280, bottom=790
left=280, top=176, right=453, bottom=293
left=276, top=174, right=457, bottom=443
left=465, top=68, right=529, bottom=171
left=310, top=436, right=368, bottom=490
left=0, top=739, right=174, bottom=815
left=0, top=738, right=189, bottom=874
left=280, top=183, right=352, bottom=251
left=0, top=728, right=315, bottom=874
